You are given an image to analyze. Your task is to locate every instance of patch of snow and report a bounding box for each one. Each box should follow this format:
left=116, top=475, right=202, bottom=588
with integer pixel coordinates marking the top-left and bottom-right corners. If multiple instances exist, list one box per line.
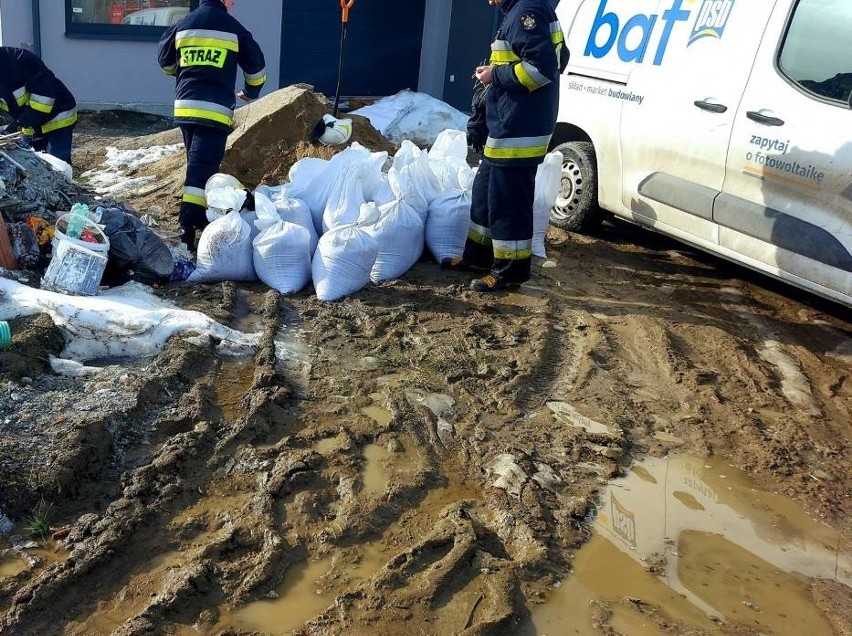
left=0, top=277, right=259, bottom=362
left=81, top=144, right=182, bottom=196
left=352, top=90, right=469, bottom=147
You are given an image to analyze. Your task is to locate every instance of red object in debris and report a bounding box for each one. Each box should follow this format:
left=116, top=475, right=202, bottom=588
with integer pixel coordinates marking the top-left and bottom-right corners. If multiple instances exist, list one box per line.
left=0, top=216, right=17, bottom=270
left=80, top=228, right=98, bottom=243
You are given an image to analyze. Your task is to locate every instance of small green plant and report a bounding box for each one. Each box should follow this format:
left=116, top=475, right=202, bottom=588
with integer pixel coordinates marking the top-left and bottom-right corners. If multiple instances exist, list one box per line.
left=25, top=500, right=52, bottom=541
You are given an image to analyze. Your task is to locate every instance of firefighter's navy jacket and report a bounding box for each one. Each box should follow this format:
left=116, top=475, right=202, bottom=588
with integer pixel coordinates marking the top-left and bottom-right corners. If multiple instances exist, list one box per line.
left=158, top=0, right=267, bottom=132
left=485, top=0, right=568, bottom=166
left=0, top=47, right=77, bottom=138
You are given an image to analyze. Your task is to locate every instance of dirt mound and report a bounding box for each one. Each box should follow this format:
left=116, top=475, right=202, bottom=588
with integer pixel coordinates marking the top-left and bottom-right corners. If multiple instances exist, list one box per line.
left=222, top=86, right=395, bottom=186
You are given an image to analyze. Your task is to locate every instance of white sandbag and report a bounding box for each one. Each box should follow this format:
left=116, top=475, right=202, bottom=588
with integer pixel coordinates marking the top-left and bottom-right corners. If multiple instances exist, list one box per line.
left=372, top=174, right=395, bottom=206
left=388, top=166, right=428, bottom=218
left=364, top=199, right=425, bottom=283
left=425, top=168, right=474, bottom=263
left=189, top=210, right=255, bottom=283
left=357, top=151, right=390, bottom=202
left=407, top=152, right=442, bottom=206
left=431, top=156, right=474, bottom=192
left=254, top=184, right=283, bottom=201
left=274, top=197, right=318, bottom=254
left=391, top=140, right=422, bottom=171
left=387, top=153, right=441, bottom=219
left=428, top=129, right=468, bottom=163
left=206, top=186, right=247, bottom=223
left=253, top=221, right=312, bottom=294
left=312, top=222, right=379, bottom=301
left=533, top=151, right=563, bottom=259
left=301, top=143, right=373, bottom=224
left=390, top=142, right=442, bottom=204
left=322, top=170, right=366, bottom=233
left=287, top=157, right=329, bottom=195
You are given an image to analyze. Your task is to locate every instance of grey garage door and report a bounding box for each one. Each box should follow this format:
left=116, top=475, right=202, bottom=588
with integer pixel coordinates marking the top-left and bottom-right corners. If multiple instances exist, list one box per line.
left=279, top=0, right=427, bottom=97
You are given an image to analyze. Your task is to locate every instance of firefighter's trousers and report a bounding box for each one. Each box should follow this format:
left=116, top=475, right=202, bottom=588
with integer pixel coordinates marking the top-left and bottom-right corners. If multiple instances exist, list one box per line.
left=462, top=160, right=537, bottom=284
left=30, top=125, right=74, bottom=165
left=179, top=124, right=228, bottom=247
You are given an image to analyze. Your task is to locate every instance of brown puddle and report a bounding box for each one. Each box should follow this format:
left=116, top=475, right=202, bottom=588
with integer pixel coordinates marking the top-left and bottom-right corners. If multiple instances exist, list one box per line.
left=213, top=360, right=255, bottom=423
left=229, top=557, right=336, bottom=634
left=313, top=435, right=347, bottom=456
left=231, top=288, right=266, bottom=334
left=532, top=455, right=850, bottom=635
left=225, top=541, right=393, bottom=635
left=362, top=405, right=392, bottom=427
left=0, top=554, right=27, bottom=579
left=361, top=444, right=391, bottom=496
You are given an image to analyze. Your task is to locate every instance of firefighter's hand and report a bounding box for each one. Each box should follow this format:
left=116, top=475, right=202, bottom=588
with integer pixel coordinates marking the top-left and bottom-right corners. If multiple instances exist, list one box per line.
left=475, top=66, right=494, bottom=86
left=237, top=91, right=255, bottom=103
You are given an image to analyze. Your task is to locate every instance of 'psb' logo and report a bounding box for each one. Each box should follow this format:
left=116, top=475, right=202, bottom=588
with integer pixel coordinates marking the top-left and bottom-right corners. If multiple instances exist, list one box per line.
left=610, top=493, right=637, bottom=548
left=688, top=0, right=735, bottom=46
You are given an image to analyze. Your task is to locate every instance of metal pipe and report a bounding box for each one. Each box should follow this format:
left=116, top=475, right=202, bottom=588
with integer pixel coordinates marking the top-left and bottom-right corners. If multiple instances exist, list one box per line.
left=31, top=0, right=42, bottom=57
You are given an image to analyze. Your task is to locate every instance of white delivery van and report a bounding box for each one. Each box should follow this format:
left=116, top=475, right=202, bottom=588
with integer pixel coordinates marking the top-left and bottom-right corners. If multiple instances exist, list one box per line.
left=550, top=0, right=852, bottom=307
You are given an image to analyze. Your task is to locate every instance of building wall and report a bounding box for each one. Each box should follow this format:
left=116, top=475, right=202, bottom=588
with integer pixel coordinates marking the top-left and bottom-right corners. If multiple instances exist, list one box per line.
left=0, top=0, right=35, bottom=49
left=1, top=0, right=281, bottom=115
left=0, top=0, right=467, bottom=112
left=418, top=0, right=452, bottom=99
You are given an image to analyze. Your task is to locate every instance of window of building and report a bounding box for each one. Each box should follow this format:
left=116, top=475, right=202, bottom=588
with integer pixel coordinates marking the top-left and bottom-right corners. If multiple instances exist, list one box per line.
left=779, top=0, right=852, bottom=105
left=65, top=0, right=197, bottom=40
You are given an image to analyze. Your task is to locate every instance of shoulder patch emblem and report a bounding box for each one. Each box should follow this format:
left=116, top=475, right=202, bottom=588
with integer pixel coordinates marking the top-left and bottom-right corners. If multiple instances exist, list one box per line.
left=521, top=14, right=537, bottom=30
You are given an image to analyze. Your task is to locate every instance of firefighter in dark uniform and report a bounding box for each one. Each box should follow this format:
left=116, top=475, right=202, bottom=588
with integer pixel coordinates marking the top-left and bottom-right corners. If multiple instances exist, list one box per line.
left=446, top=0, right=568, bottom=291
left=0, top=47, right=77, bottom=164
left=158, top=0, right=266, bottom=249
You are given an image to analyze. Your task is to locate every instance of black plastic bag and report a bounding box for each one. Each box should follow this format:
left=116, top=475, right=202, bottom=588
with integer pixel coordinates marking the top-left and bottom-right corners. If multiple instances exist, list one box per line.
left=96, top=207, right=175, bottom=285
left=467, top=82, right=489, bottom=153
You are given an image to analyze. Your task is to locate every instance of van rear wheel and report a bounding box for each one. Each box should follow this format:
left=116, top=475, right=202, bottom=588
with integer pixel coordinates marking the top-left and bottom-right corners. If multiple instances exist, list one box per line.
left=549, top=141, right=602, bottom=232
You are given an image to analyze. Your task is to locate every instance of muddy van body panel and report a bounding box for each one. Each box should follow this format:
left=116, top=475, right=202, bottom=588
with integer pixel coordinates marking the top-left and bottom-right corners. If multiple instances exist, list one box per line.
left=555, top=0, right=852, bottom=306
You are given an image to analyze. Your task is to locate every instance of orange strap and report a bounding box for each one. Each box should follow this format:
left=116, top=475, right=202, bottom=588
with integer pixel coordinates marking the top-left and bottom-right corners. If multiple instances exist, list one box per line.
left=340, top=0, right=355, bottom=23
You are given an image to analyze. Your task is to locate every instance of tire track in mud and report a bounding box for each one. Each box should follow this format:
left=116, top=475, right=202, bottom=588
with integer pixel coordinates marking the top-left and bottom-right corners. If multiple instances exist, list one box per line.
left=0, top=289, right=286, bottom=634
left=2, top=256, right=850, bottom=634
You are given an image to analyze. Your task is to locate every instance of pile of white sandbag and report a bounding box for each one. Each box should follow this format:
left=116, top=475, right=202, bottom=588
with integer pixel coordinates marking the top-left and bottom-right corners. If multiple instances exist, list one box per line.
left=188, top=130, right=563, bottom=301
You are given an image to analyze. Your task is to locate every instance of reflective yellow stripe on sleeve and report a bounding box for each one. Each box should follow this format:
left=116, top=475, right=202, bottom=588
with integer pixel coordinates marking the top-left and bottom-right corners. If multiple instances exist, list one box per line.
left=244, top=68, right=267, bottom=87
left=513, top=62, right=550, bottom=91
left=41, top=109, right=78, bottom=134
left=13, top=87, right=30, bottom=106
left=28, top=93, right=55, bottom=114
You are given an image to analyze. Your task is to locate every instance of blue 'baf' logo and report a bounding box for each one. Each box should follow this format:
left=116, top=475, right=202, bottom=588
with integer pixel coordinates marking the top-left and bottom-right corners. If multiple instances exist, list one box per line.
left=688, top=0, right=735, bottom=46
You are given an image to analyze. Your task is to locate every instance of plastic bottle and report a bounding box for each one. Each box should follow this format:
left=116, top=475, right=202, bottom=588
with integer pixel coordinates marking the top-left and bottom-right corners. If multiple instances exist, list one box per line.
left=66, top=203, right=91, bottom=239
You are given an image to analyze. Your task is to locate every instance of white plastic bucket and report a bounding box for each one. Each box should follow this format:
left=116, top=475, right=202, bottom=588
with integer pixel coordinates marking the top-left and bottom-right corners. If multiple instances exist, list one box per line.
left=42, top=240, right=108, bottom=296
left=51, top=213, right=110, bottom=255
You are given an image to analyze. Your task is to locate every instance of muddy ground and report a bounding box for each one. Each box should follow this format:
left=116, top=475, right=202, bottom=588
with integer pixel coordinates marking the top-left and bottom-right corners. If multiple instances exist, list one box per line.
left=0, top=111, right=850, bottom=635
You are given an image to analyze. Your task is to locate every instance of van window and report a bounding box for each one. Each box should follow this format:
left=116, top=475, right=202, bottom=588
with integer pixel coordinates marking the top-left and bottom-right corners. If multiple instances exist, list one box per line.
left=778, top=0, right=852, bottom=104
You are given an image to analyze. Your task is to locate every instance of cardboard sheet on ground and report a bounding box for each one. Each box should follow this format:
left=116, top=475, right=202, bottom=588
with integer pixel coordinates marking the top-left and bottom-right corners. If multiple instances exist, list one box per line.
left=0, top=277, right=259, bottom=362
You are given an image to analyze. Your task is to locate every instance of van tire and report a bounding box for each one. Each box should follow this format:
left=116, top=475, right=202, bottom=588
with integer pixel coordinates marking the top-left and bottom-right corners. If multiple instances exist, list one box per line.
left=549, top=141, right=602, bottom=232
